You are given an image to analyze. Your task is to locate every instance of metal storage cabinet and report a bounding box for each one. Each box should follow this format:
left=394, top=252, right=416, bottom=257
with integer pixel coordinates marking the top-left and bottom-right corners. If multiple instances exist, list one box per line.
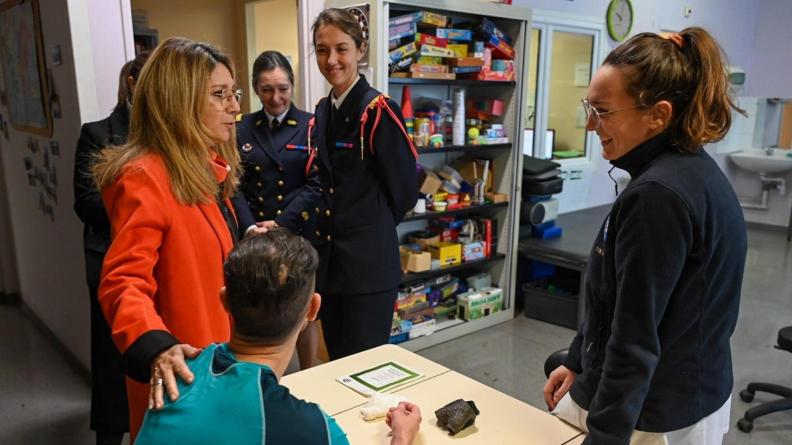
left=326, top=0, right=533, bottom=350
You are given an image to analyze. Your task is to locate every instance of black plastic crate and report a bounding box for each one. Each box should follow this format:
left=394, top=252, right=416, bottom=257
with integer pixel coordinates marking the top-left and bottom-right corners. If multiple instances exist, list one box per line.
left=522, top=272, right=580, bottom=329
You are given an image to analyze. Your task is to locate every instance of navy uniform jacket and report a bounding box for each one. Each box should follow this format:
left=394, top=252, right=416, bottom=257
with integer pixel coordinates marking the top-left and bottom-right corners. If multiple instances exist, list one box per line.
left=232, top=104, right=321, bottom=244
left=312, top=76, right=418, bottom=294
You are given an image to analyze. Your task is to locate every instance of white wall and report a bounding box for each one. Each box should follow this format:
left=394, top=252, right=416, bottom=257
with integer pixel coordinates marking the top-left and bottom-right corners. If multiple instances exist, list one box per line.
left=514, top=0, right=761, bottom=213
left=746, top=0, right=792, bottom=98
left=0, top=0, right=130, bottom=368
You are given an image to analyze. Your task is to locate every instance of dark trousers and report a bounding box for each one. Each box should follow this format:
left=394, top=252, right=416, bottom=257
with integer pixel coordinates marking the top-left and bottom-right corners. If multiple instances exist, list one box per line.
left=320, top=289, right=397, bottom=360
left=89, top=284, right=129, bottom=435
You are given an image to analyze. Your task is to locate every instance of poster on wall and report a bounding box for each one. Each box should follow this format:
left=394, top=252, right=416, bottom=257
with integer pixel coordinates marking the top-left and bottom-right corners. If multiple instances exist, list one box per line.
left=22, top=135, right=58, bottom=222
left=0, top=0, right=52, bottom=137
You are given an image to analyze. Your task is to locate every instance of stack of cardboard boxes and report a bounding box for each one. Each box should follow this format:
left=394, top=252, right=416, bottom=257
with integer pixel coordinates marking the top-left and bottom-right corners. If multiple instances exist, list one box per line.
left=390, top=272, right=501, bottom=344
left=388, top=11, right=516, bottom=81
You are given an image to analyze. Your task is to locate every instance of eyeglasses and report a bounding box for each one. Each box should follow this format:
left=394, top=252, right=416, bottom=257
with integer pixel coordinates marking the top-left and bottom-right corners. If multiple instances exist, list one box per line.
left=211, top=88, right=243, bottom=105
left=581, top=98, right=643, bottom=129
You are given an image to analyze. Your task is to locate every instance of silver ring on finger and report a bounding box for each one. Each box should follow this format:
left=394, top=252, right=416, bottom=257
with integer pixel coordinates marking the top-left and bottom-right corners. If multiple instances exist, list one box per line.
left=154, top=378, right=164, bottom=387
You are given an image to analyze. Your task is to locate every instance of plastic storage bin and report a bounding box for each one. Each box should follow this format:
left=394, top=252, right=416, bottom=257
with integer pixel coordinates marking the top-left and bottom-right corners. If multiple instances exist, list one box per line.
left=522, top=267, right=580, bottom=329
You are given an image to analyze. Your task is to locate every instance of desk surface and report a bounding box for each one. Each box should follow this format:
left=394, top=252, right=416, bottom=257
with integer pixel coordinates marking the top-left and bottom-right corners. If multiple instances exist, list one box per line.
left=281, top=344, right=449, bottom=416
left=518, top=204, right=611, bottom=263
left=335, top=371, right=583, bottom=444
left=283, top=345, right=583, bottom=444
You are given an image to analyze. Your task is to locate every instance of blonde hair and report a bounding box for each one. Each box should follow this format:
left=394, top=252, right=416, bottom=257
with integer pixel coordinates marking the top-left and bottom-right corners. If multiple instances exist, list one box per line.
left=604, top=27, right=745, bottom=152
left=93, top=37, right=240, bottom=204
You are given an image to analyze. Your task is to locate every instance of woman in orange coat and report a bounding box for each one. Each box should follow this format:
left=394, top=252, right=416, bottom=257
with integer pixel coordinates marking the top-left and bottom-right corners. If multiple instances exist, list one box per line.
left=92, top=37, right=242, bottom=440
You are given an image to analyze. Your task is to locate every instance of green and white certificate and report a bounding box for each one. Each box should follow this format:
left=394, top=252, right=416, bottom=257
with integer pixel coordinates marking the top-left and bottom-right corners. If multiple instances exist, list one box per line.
left=337, top=361, right=423, bottom=396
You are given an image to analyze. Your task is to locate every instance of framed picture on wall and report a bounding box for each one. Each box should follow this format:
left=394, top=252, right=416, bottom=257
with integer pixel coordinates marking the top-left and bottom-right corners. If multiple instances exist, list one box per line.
left=0, top=0, right=52, bottom=137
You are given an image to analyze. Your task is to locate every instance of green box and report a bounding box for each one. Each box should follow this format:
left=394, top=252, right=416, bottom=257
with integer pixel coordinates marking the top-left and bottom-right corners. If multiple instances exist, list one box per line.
left=457, top=287, right=502, bottom=321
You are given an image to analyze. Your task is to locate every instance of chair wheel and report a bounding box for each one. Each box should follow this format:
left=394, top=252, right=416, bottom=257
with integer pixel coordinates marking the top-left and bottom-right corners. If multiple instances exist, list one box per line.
left=739, top=389, right=754, bottom=402
left=737, top=418, right=753, bottom=433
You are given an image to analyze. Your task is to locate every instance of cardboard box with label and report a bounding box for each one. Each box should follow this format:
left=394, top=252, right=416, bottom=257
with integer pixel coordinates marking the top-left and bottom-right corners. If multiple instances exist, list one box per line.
left=457, top=287, right=502, bottom=320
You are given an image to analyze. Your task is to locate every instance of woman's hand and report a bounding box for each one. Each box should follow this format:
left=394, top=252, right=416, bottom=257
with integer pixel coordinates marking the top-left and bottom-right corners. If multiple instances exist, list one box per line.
left=149, top=344, right=202, bottom=410
left=386, top=402, right=421, bottom=445
left=543, top=365, right=576, bottom=411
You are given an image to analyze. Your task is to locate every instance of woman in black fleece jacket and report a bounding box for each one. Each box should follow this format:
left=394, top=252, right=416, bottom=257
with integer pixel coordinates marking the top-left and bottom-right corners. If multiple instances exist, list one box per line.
left=543, top=28, right=747, bottom=445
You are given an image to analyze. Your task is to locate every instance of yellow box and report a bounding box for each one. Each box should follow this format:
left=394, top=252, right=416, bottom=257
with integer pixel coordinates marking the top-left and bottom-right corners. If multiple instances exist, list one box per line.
left=428, top=242, right=462, bottom=267
left=447, top=44, right=469, bottom=58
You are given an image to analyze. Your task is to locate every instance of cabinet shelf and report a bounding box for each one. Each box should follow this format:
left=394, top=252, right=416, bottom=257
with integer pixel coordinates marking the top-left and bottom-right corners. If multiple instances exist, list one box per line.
left=389, top=77, right=515, bottom=87
left=416, top=143, right=511, bottom=155
left=401, top=253, right=505, bottom=284
left=402, top=201, right=507, bottom=222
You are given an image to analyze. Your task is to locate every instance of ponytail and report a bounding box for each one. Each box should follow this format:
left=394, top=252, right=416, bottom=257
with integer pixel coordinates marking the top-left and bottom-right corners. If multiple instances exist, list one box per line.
left=603, top=27, right=745, bottom=152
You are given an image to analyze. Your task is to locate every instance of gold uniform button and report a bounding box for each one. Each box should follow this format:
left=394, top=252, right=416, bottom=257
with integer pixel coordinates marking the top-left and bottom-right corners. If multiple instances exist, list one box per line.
left=257, top=196, right=264, bottom=202
left=329, top=187, right=335, bottom=195
left=301, top=211, right=310, bottom=221
left=315, top=207, right=320, bottom=214
left=277, top=180, right=284, bottom=187
left=326, top=235, right=332, bottom=241
left=277, top=195, right=284, bottom=202
left=315, top=230, right=321, bottom=237
left=325, top=209, right=331, bottom=216
left=256, top=182, right=263, bottom=188
left=278, top=166, right=284, bottom=172
left=254, top=166, right=261, bottom=172
left=258, top=211, right=264, bottom=218
left=276, top=210, right=282, bottom=216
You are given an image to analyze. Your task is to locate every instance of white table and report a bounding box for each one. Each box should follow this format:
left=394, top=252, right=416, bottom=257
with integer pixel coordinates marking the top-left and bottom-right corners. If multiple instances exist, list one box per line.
left=281, top=344, right=584, bottom=444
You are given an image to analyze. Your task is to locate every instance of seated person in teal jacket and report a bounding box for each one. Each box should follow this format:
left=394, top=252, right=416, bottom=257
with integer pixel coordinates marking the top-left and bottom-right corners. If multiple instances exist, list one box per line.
left=135, top=229, right=422, bottom=445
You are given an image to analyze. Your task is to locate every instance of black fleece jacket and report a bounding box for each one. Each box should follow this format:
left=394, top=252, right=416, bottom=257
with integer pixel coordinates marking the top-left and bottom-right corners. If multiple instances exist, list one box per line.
left=563, top=133, right=747, bottom=444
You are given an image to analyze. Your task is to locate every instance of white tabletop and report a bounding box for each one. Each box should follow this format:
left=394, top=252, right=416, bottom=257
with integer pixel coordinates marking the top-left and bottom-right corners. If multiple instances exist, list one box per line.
left=281, top=344, right=449, bottom=416
left=282, top=344, right=584, bottom=444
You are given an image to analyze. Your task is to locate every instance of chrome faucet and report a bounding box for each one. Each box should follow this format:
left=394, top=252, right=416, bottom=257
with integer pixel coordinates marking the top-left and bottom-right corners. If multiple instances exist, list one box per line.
left=764, top=145, right=778, bottom=155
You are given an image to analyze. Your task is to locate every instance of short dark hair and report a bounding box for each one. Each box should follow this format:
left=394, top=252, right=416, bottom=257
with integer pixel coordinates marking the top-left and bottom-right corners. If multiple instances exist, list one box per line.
left=251, top=50, right=294, bottom=89
left=116, top=50, right=151, bottom=106
left=128, top=50, right=151, bottom=81
left=223, top=229, right=318, bottom=343
left=312, top=8, right=367, bottom=49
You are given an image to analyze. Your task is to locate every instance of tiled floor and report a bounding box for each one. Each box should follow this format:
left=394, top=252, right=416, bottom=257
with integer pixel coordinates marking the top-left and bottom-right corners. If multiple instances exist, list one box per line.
left=0, top=226, right=791, bottom=444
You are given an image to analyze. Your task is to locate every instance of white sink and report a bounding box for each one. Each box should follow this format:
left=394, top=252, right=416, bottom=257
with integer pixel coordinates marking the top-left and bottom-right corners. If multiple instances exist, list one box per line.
left=728, top=148, right=792, bottom=174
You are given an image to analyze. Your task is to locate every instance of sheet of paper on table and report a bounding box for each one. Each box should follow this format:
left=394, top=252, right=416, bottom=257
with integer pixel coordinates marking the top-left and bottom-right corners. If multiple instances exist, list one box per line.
left=337, top=361, right=423, bottom=396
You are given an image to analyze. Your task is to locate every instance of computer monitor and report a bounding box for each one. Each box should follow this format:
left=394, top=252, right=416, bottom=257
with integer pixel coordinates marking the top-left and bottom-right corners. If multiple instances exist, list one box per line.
left=523, top=129, right=555, bottom=156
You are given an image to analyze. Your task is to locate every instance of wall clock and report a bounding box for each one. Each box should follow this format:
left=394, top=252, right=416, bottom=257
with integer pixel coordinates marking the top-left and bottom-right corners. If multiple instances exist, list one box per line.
left=607, top=0, right=634, bottom=42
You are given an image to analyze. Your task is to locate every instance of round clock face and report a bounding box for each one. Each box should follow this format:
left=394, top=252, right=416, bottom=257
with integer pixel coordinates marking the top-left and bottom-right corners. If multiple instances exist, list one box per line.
left=607, top=0, right=633, bottom=42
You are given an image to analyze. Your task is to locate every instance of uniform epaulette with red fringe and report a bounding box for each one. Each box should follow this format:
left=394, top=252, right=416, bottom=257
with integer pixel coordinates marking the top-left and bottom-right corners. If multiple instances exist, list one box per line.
left=359, top=94, right=418, bottom=161
left=305, top=116, right=317, bottom=177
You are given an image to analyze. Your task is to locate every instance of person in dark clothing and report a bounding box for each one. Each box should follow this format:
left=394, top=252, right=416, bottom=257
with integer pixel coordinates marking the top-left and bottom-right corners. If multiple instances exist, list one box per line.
left=543, top=28, right=747, bottom=445
left=231, top=50, right=322, bottom=369
left=310, top=8, right=418, bottom=360
left=72, top=51, right=149, bottom=445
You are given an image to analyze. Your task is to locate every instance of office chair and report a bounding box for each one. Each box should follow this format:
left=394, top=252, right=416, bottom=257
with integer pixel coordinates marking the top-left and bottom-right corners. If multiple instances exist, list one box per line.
left=737, top=326, right=792, bottom=432
left=544, top=348, right=569, bottom=378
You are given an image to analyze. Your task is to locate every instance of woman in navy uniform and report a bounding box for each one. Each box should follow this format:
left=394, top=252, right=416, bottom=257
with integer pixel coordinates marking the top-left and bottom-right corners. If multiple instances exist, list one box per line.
left=310, top=8, right=418, bottom=360
left=232, top=50, right=322, bottom=368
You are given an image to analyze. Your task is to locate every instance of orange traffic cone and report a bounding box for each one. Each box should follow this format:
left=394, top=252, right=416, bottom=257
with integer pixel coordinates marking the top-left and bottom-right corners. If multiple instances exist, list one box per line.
left=401, top=85, right=414, bottom=137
